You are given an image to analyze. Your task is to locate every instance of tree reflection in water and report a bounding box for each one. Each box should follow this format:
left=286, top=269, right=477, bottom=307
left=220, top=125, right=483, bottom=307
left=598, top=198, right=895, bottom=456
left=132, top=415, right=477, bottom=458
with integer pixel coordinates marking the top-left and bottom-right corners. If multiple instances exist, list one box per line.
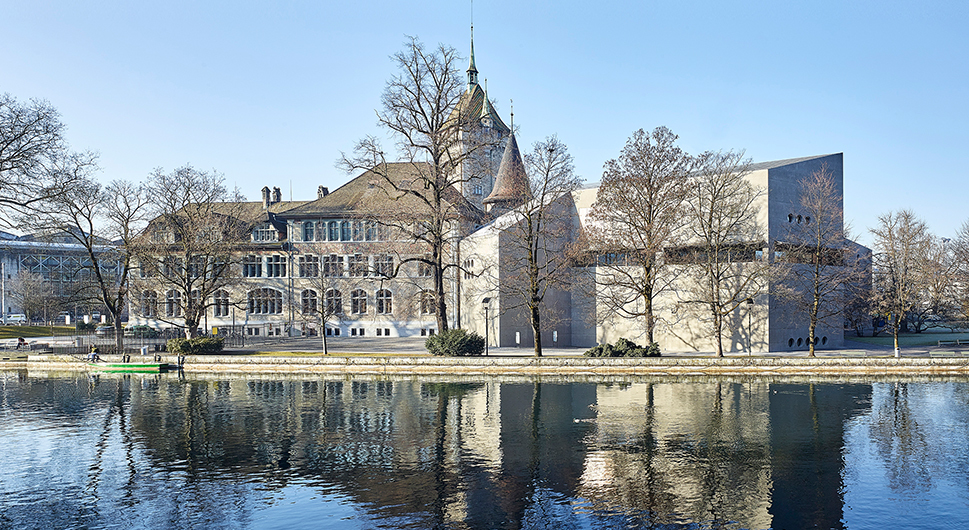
left=2, top=373, right=969, bottom=529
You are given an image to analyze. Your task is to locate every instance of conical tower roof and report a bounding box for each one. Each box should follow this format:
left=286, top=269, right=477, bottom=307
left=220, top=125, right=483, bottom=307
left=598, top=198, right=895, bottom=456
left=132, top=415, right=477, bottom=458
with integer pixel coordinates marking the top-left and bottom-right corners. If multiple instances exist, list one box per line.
left=483, top=133, right=530, bottom=211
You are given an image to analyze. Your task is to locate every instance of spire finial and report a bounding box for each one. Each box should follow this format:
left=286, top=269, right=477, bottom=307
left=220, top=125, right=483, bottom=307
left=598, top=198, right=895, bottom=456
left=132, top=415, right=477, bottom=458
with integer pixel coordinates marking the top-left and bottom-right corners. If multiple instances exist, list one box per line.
left=510, top=99, right=514, bottom=131
left=467, top=2, right=478, bottom=89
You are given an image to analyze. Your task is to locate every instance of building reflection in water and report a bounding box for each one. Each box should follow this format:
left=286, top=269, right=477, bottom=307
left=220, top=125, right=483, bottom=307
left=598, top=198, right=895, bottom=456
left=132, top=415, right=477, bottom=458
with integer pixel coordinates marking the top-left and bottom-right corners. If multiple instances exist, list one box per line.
left=9, top=371, right=965, bottom=529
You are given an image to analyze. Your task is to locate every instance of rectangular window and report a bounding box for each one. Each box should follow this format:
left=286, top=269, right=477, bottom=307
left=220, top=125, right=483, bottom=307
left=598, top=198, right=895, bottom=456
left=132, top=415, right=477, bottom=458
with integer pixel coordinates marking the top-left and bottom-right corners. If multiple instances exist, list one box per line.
left=348, top=254, right=369, bottom=277
left=267, top=255, right=287, bottom=277
left=243, top=255, right=262, bottom=277
left=418, top=257, right=433, bottom=277
left=374, top=255, right=393, bottom=277
left=323, top=255, right=344, bottom=277
left=299, top=255, right=319, bottom=277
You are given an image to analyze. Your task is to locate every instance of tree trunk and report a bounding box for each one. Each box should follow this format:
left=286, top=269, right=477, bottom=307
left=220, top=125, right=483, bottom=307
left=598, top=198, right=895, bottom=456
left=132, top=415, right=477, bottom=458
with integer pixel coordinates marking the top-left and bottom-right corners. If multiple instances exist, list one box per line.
left=531, top=302, right=542, bottom=357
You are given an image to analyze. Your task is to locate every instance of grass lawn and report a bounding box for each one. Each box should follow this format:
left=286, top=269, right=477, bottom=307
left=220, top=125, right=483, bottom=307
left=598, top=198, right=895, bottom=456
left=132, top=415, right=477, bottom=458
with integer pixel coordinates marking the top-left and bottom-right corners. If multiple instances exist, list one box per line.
left=250, top=351, right=428, bottom=357
left=0, top=326, right=79, bottom=339
left=848, top=331, right=969, bottom=348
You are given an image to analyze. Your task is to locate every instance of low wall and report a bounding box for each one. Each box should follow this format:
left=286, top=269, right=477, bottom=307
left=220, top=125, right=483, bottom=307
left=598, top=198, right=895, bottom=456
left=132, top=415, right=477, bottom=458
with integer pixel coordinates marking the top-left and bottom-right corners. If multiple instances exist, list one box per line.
left=19, top=354, right=969, bottom=377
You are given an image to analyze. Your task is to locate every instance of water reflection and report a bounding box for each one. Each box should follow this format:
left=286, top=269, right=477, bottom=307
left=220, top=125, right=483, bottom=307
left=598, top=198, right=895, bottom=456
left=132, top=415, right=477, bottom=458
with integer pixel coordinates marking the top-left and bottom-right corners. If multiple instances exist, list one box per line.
left=1, top=371, right=967, bottom=529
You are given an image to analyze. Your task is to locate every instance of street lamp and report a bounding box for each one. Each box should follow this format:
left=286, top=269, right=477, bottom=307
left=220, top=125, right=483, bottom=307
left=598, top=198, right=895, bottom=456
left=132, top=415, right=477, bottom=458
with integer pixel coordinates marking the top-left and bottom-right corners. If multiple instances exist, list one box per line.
left=746, top=297, right=754, bottom=355
left=481, top=297, right=491, bottom=356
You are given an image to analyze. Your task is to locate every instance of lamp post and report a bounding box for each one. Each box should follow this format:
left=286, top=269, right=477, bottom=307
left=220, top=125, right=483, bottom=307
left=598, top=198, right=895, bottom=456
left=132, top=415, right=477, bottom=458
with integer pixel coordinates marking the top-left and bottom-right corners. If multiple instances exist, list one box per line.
left=745, top=297, right=754, bottom=355
left=482, top=297, right=491, bottom=356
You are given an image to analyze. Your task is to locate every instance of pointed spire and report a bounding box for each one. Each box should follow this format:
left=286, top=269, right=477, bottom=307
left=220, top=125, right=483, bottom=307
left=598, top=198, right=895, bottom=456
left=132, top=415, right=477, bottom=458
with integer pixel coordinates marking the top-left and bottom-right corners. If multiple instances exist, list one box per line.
left=483, top=132, right=531, bottom=214
left=480, top=80, right=494, bottom=121
left=467, top=23, right=479, bottom=90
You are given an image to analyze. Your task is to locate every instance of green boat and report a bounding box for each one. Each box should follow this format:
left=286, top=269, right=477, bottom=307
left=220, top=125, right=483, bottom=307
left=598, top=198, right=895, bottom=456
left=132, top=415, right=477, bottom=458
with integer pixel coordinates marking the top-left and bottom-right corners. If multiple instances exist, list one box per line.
left=88, top=362, right=173, bottom=372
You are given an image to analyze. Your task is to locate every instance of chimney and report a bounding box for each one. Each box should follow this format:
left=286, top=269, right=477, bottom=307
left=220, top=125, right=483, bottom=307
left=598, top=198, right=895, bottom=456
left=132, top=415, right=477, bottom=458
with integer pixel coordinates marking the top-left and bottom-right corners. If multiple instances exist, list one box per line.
left=271, top=187, right=282, bottom=204
left=261, top=186, right=271, bottom=209
left=318, top=185, right=329, bottom=199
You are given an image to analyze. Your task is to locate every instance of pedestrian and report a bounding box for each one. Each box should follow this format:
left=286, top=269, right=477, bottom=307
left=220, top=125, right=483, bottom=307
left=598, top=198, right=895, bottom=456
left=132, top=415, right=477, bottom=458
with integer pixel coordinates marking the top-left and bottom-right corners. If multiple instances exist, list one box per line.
left=16, top=337, right=26, bottom=350
left=88, top=344, right=101, bottom=362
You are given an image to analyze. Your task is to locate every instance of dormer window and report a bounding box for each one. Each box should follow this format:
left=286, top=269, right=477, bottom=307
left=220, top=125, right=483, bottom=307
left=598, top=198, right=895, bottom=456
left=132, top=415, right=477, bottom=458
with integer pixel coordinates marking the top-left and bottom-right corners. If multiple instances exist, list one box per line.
left=253, top=222, right=278, bottom=242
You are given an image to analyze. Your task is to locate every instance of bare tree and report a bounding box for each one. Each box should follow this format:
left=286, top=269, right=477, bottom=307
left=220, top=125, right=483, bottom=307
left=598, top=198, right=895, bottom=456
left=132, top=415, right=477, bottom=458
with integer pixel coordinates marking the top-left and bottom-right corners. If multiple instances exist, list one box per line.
left=679, top=151, right=766, bottom=357
left=0, top=93, right=96, bottom=225
left=131, top=165, right=250, bottom=338
left=341, top=36, right=493, bottom=333
left=773, top=165, right=867, bottom=356
left=906, top=235, right=958, bottom=332
left=494, top=136, right=580, bottom=357
left=30, top=178, right=150, bottom=349
left=586, top=127, right=695, bottom=346
left=870, top=209, right=931, bottom=356
left=9, top=271, right=57, bottom=323
left=953, top=221, right=969, bottom=327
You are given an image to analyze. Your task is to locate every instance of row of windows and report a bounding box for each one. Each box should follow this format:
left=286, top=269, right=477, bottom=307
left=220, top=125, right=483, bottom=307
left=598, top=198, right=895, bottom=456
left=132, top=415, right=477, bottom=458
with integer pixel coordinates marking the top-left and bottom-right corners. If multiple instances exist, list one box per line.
left=296, top=220, right=389, bottom=243
left=243, top=254, right=397, bottom=278
left=139, top=289, right=438, bottom=317
left=253, top=220, right=383, bottom=243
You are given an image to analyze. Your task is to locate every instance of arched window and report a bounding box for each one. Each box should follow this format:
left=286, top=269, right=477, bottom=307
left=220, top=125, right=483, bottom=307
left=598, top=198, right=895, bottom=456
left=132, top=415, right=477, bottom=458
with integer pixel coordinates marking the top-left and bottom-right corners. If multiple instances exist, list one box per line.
left=303, top=221, right=315, bottom=242
left=141, top=290, right=157, bottom=317
left=325, top=289, right=343, bottom=315
left=351, top=289, right=367, bottom=314
left=420, top=291, right=436, bottom=315
left=301, top=289, right=318, bottom=314
left=248, top=288, right=282, bottom=314
left=328, top=221, right=339, bottom=241
left=340, top=221, right=351, bottom=241
left=165, top=290, right=182, bottom=317
left=376, top=289, right=393, bottom=314
left=213, top=290, right=230, bottom=317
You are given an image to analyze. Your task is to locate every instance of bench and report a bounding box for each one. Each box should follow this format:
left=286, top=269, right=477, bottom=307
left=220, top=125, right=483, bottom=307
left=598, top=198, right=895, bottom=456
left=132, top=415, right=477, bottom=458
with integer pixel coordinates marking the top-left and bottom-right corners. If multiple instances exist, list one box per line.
left=937, top=339, right=969, bottom=347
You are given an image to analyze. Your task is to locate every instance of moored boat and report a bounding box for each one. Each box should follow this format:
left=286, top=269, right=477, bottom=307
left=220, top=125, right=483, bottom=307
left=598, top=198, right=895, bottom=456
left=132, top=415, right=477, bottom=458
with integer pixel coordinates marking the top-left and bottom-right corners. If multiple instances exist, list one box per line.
left=87, top=362, right=173, bottom=372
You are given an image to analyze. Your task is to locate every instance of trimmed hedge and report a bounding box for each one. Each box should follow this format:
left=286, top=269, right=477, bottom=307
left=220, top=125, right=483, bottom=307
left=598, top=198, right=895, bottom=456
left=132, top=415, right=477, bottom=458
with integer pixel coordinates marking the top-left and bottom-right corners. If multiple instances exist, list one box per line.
left=425, top=329, right=485, bottom=357
left=584, top=338, right=661, bottom=358
left=166, top=336, right=224, bottom=355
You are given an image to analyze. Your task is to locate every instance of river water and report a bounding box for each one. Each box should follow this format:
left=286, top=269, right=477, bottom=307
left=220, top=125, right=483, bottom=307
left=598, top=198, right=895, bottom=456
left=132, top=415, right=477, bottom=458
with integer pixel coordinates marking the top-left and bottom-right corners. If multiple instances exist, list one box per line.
left=1, top=370, right=967, bottom=529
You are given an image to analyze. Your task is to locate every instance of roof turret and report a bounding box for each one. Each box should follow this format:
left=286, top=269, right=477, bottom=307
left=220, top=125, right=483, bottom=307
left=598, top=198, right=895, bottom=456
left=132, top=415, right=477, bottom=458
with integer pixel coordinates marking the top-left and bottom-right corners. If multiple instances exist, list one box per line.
left=482, top=132, right=530, bottom=213
left=467, top=25, right=479, bottom=89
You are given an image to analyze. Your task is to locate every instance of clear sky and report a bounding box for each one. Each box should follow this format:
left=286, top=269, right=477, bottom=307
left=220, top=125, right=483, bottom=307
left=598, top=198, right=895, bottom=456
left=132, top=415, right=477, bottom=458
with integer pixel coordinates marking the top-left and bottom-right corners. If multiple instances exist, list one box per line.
left=4, top=1, right=967, bottom=243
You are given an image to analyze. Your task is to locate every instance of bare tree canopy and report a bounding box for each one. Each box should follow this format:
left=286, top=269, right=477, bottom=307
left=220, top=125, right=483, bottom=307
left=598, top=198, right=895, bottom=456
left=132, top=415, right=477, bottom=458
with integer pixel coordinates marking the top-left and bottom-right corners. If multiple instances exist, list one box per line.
left=773, top=164, right=866, bottom=356
left=30, top=177, right=150, bottom=349
left=132, top=165, right=249, bottom=338
left=680, top=150, right=766, bottom=357
left=870, top=209, right=931, bottom=356
left=587, top=126, right=695, bottom=346
left=0, top=93, right=96, bottom=224
left=497, top=135, right=581, bottom=356
left=341, top=36, right=496, bottom=332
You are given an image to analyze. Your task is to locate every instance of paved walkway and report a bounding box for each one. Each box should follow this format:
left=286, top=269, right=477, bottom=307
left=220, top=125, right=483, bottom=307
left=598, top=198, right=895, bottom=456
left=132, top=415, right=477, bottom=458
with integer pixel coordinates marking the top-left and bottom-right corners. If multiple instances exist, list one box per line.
left=222, top=336, right=958, bottom=358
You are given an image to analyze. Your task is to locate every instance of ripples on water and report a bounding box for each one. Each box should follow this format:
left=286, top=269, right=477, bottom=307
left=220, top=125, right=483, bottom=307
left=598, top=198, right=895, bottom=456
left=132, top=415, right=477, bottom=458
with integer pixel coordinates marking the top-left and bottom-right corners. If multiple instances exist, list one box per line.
left=1, top=372, right=967, bottom=529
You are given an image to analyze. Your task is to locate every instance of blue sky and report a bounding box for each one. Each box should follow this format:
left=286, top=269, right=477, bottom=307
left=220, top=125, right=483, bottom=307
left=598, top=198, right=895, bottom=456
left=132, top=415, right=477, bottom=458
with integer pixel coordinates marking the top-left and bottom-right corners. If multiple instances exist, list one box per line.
left=4, top=1, right=967, bottom=243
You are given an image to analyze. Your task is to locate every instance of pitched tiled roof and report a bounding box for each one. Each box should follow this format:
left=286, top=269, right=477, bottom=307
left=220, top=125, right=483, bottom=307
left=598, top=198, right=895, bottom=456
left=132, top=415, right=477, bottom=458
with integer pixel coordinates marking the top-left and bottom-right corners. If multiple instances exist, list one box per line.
left=283, top=162, right=484, bottom=223
left=448, top=84, right=510, bottom=134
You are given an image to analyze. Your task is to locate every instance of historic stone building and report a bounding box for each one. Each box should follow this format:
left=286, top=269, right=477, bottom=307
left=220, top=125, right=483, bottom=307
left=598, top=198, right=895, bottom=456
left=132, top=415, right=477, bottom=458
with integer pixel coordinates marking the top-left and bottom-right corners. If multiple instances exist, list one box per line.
left=127, top=27, right=866, bottom=353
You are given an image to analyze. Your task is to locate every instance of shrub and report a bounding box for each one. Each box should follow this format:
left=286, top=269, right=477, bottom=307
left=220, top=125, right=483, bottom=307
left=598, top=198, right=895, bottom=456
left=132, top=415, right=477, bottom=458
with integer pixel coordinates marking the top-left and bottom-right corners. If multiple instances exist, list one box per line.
left=425, top=329, right=485, bottom=357
left=167, top=336, right=224, bottom=355
left=584, top=338, right=661, bottom=358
